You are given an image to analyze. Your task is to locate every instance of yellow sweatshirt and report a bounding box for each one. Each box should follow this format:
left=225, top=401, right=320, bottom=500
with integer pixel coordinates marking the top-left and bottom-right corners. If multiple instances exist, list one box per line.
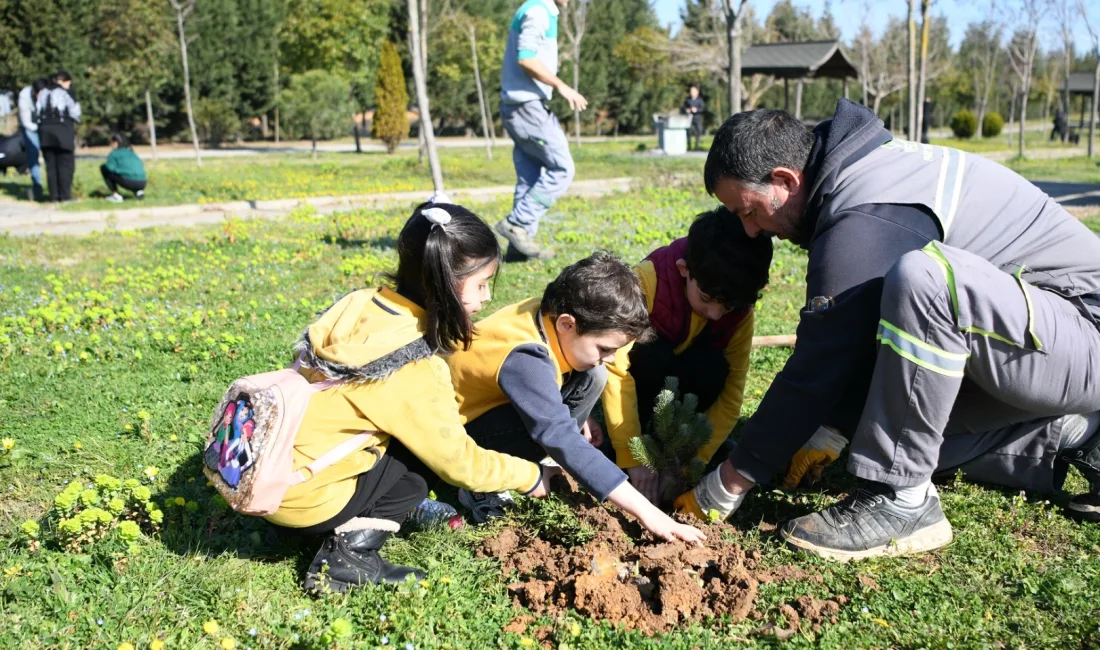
left=266, top=287, right=541, bottom=528
left=602, top=260, right=756, bottom=469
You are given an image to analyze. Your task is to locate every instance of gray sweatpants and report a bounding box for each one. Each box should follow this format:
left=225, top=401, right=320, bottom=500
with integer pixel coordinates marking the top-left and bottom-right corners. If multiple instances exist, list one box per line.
left=848, top=242, right=1100, bottom=494
left=501, top=100, right=575, bottom=236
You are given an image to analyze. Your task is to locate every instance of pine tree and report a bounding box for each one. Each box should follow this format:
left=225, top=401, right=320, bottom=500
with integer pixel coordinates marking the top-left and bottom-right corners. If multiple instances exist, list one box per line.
left=373, top=40, right=409, bottom=154
left=628, top=376, right=713, bottom=505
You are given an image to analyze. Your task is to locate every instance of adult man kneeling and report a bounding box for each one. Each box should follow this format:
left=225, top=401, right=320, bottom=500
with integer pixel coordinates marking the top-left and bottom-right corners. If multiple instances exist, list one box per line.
left=676, top=99, right=1100, bottom=561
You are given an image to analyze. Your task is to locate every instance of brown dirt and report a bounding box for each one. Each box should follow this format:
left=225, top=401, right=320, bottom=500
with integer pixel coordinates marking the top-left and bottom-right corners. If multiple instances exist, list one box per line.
left=480, top=477, right=847, bottom=635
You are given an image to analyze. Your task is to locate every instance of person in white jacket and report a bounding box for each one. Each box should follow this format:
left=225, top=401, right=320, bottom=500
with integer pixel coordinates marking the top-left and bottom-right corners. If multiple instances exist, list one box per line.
left=18, top=78, right=47, bottom=201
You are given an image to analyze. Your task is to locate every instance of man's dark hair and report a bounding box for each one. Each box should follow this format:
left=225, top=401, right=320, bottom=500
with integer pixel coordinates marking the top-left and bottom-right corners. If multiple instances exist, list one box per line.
left=689, top=84, right=699, bottom=90
left=32, top=77, right=48, bottom=95
left=684, top=207, right=773, bottom=310
left=111, top=133, right=130, bottom=148
left=704, top=109, right=815, bottom=194
left=541, top=251, right=653, bottom=342
left=54, top=70, right=72, bottom=83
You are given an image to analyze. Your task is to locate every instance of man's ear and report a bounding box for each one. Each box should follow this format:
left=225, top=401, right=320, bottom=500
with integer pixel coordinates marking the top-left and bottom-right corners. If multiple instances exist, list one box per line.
left=555, top=313, right=576, bottom=334
left=675, top=258, right=690, bottom=279
left=770, top=166, right=805, bottom=193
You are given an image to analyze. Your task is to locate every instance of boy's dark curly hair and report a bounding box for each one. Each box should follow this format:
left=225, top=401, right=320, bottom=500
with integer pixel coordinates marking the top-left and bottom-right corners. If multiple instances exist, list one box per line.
left=541, top=251, right=654, bottom=342
left=684, top=207, right=773, bottom=310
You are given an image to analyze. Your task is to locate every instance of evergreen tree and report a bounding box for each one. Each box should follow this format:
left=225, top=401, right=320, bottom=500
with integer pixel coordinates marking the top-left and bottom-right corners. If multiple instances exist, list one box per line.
left=278, top=69, right=352, bottom=158
left=374, top=41, right=409, bottom=153
left=628, top=377, right=711, bottom=505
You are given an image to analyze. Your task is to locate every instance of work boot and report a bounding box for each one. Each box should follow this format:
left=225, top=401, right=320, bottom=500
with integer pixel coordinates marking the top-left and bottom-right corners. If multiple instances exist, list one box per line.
left=494, top=219, right=554, bottom=261
left=457, top=488, right=514, bottom=524
left=31, top=184, right=44, bottom=202
left=1060, top=428, right=1100, bottom=523
left=779, top=482, right=953, bottom=562
left=302, top=522, right=424, bottom=594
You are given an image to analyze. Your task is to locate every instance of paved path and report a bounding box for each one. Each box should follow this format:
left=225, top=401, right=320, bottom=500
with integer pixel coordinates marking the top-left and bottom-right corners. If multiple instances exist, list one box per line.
left=0, top=178, right=638, bottom=236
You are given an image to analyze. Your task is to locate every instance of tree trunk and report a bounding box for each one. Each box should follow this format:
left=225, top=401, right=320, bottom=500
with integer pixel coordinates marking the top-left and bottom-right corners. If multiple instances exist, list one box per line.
left=417, top=0, right=429, bottom=167
left=408, top=0, right=444, bottom=193
left=1019, top=89, right=1028, bottom=158
left=273, top=56, right=280, bottom=144
left=1090, top=61, right=1099, bottom=158
left=311, top=136, right=317, bottom=160
left=469, top=25, right=493, bottom=160
left=353, top=121, right=361, bottom=153
left=572, top=39, right=581, bottom=147
left=915, top=0, right=931, bottom=139
left=261, top=113, right=268, bottom=139
left=725, top=1, right=744, bottom=117
left=907, top=0, right=918, bottom=139
left=175, top=8, right=201, bottom=166
left=794, top=78, right=804, bottom=120
left=1008, top=82, right=1018, bottom=127
left=145, top=89, right=158, bottom=164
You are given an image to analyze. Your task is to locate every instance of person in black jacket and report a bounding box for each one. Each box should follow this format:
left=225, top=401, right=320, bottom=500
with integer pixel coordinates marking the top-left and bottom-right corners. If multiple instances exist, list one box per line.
left=36, top=70, right=82, bottom=203
left=682, top=85, right=705, bottom=151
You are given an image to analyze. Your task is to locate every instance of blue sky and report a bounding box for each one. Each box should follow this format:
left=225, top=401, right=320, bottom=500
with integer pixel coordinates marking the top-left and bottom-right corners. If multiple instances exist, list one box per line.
left=651, top=0, right=1097, bottom=50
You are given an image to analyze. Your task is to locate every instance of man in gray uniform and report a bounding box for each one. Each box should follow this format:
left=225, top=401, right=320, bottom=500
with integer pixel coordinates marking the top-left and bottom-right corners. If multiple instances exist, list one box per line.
left=497, top=0, right=587, bottom=261
left=675, top=99, right=1100, bottom=560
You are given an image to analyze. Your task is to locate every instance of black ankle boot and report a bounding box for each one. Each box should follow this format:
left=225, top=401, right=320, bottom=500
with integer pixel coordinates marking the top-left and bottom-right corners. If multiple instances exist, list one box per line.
left=303, top=528, right=425, bottom=593
left=1061, top=431, right=1100, bottom=523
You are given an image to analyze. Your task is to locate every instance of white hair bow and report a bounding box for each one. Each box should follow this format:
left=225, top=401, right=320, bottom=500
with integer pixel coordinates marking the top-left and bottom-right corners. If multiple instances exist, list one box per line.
left=421, top=206, right=452, bottom=229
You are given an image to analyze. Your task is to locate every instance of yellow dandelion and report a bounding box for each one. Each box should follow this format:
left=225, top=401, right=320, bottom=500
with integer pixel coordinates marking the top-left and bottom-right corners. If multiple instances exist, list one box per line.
left=1, top=438, right=14, bottom=450
left=150, top=641, right=165, bottom=650
left=117, top=644, right=134, bottom=650
left=220, top=638, right=236, bottom=650
left=440, top=576, right=452, bottom=584
left=202, top=620, right=219, bottom=635
left=519, top=638, right=534, bottom=647
left=72, top=441, right=83, bottom=450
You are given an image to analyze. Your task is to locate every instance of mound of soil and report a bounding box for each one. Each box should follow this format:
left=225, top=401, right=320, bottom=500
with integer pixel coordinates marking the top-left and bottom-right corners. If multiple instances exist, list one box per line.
left=479, top=477, right=846, bottom=636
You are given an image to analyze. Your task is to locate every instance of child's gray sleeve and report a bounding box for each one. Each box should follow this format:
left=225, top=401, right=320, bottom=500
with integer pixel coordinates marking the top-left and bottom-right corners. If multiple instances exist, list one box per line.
left=498, top=345, right=627, bottom=500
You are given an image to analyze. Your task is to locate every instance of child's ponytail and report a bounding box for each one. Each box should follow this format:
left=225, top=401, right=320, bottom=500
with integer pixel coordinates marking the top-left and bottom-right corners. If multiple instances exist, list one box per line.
left=391, top=201, right=500, bottom=353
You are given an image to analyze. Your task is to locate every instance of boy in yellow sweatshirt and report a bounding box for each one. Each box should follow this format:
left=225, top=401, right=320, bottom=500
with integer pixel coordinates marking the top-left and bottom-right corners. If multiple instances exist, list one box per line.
left=602, top=208, right=772, bottom=503
left=446, top=252, right=706, bottom=545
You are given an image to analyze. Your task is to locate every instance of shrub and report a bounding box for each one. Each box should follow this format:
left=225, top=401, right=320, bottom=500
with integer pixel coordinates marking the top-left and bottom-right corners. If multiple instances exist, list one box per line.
left=194, top=98, right=241, bottom=148
left=950, top=110, right=979, bottom=139
left=982, top=112, right=1004, bottom=138
left=373, top=41, right=409, bottom=154
left=279, top=70, right=353, bottom=159
left=39, top=473, right=164, bottom=553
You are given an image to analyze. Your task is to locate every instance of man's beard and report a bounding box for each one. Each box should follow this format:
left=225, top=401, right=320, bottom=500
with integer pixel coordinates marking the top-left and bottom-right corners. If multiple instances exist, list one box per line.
left=770, top=190, right=811, bottom=246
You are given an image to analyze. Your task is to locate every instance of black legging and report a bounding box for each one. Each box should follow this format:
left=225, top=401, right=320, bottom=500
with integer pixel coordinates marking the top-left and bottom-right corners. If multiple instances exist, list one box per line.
left=42, top=148, right=75, bottom=202
left=101, top=165, right=146, bottom=195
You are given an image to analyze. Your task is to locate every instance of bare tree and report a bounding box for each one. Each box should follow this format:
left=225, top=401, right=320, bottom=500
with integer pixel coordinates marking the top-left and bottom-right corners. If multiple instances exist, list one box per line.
left=561, top=0, right=588, bottom=147
left=1080, top=0, right=1099, bottom=157
left=1054, top=0, right=1074, bottom=120
left=168, top=0, right=201, bottom=166
left=855, top=17, right=910, bottom=116
left=967, top=3, right=1003, bottom=138
left=408, top=0, right=444, bottom=193
left=1007, top=0, right=1044, bottom=158
left=469, top=23, right=493, bottom=159
left=145, top=90, right=158, bottom=163
left=724, top=0, right=751, bottom=116
left=915, top=0, right=932, bottom=139
left=907, top=0, right=918, bottom=138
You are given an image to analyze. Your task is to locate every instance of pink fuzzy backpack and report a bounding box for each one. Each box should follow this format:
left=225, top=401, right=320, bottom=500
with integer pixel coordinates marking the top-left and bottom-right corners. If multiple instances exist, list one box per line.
left=203, top=365, right=373, bottom=516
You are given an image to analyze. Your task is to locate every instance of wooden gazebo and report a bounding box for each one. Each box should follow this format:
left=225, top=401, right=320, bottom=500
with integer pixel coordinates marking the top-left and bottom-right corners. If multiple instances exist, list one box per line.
left=740, top=40, right=858, bottom=119
left=1065, top=71, right=1098, bottom=133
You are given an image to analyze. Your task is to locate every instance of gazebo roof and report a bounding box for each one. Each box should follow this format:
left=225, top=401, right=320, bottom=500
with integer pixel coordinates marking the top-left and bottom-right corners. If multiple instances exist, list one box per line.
left=740, top=40, right=858, bottom=80
left=1066, top=71, right=1097, bottom=96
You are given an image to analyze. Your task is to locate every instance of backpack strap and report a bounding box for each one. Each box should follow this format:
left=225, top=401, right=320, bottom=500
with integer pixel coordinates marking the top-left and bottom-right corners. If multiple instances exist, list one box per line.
left=291, top=432, right=378, bottom=485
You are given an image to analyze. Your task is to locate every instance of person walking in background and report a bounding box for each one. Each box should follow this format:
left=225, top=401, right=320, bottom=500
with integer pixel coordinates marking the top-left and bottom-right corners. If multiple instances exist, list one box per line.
left=36, top=70, right=81, bottom=203
left=101, top=133, right=146, bottom=202
left=18, top=78, right=47, bottom=201
left=682, top=85, right=705, bottom=151
left=496, top=0, right=586, bottom=261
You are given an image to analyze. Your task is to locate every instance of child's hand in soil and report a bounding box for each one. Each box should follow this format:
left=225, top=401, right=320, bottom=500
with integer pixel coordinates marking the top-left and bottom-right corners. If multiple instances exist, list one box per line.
left=643, top=514, right=707, bottom=546
left=627, top=466, right=660, bottom=504
left=581, top=417, right=604, bottom=447
left=527, top=464, right=564, bottom=498
left=608, top=481, right=706, bottom=546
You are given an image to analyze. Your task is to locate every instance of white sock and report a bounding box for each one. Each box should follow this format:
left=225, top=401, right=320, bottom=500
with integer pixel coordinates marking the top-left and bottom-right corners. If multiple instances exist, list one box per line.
left=1058, top=411, right=1100, bottom=451
left=892, top=481, right=934, bottom=508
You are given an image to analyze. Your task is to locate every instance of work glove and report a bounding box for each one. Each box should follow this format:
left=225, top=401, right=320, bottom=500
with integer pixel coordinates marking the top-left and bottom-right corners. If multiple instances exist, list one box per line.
left=782, top=425, right=847, bottom=489
left=673, top=467, right=746, bottom=522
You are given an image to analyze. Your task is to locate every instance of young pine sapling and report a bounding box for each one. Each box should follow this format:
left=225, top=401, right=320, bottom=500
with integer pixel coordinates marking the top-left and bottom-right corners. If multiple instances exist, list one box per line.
left=628, top=377, right=712, bottom=508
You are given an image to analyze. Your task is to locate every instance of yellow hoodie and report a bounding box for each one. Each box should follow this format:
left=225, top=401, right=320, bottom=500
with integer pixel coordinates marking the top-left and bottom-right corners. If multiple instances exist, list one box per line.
left=265, top=287, right=541, bottom=528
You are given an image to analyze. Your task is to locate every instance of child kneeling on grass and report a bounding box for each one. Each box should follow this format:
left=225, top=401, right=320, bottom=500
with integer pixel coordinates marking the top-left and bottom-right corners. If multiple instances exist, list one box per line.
left=603, top=208, right=773, bottom=503
left=270, top=201, right=557, bottom=593
left=101, top=133, right=146, bottom=202
left=443, top=252, right=706, bottom=545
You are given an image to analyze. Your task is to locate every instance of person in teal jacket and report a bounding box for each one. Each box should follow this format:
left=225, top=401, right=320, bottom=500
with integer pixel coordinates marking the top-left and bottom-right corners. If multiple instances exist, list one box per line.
left=101, top=133, right=146, bottom=202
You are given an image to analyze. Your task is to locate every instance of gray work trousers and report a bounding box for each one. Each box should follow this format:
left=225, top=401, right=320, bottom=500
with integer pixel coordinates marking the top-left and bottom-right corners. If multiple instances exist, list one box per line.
left=848, top=243, right=1100, bottom=494
left=501, top=100, right=575, bottom=236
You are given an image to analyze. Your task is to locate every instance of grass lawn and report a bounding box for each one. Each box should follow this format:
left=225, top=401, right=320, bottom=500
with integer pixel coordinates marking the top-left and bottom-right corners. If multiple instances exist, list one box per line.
left=2, top=168, right=1099, bottom=649
left=930, top=129, right=1067, bottom=154
left=0, top=141, right=700, bottom=213
left=1003, top=156, right=1100, bottom=185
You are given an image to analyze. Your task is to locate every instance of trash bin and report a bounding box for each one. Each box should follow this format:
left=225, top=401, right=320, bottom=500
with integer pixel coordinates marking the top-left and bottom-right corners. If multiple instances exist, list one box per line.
left=653, top=113, right=692, bottom=155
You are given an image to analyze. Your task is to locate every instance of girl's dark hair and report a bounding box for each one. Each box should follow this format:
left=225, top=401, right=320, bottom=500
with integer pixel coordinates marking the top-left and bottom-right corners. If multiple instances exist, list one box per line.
left=541, top=251, right=654, bottom=343
left=32, top=78, right=48, bottom=94
left=390, top=201, right=500, bottom=353
left=111, top=133, right=130, bottom=148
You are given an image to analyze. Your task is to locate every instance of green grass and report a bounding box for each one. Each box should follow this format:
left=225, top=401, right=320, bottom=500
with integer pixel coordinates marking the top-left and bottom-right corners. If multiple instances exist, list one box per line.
left=1003, top=156, right=1100, bottom=185
left=930, top=129, right=1068, bottom=154
left=1, top=176, right=1099, bottom=649
left=0, top=141, right=699, bottom=212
